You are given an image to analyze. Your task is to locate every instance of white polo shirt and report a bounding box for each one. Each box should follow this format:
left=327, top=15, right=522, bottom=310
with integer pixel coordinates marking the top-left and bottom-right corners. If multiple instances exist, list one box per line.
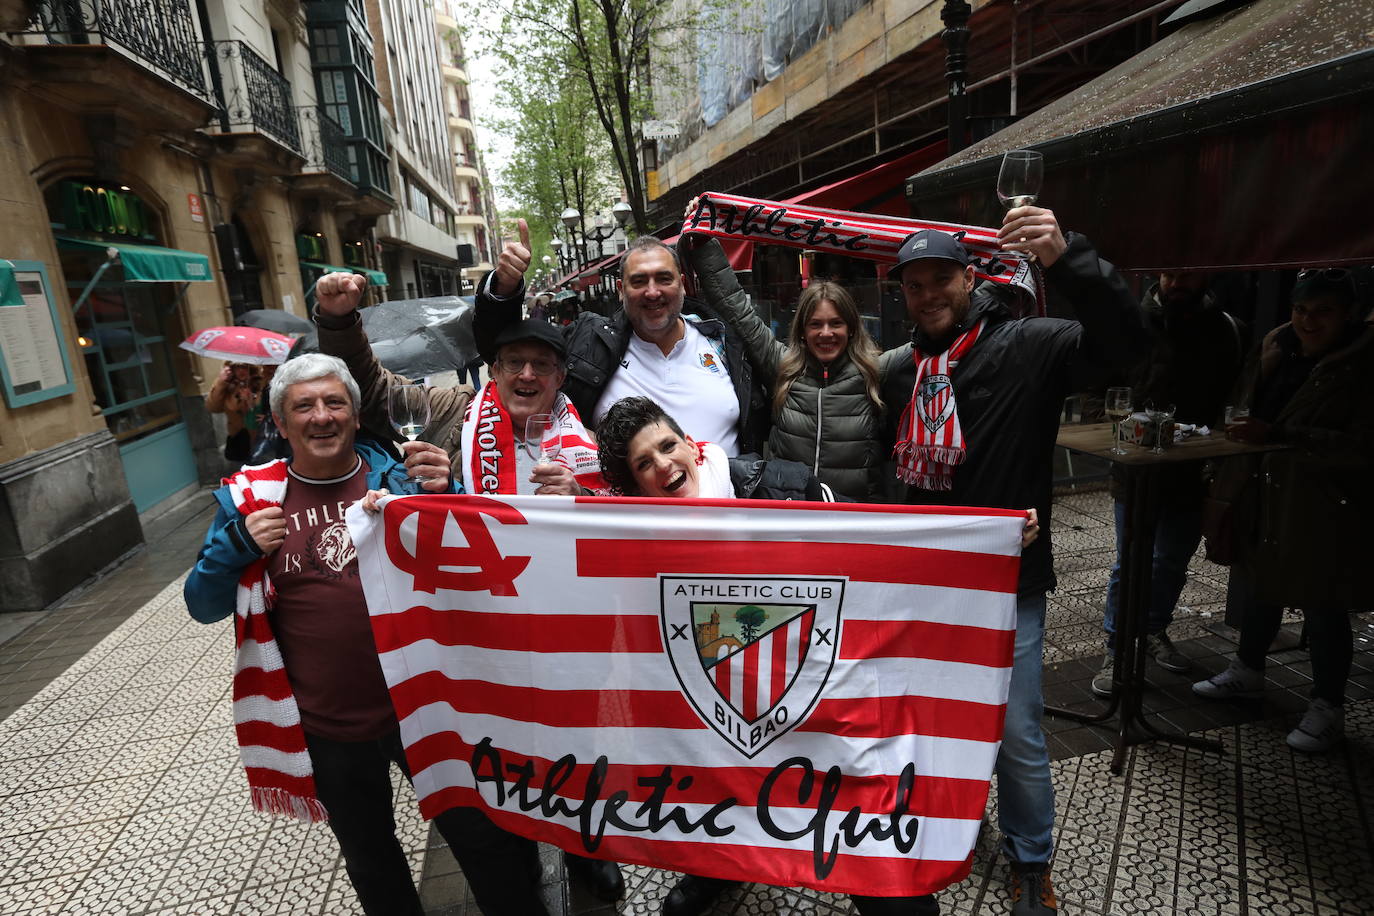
left=593, top=317, right=741, bottom=456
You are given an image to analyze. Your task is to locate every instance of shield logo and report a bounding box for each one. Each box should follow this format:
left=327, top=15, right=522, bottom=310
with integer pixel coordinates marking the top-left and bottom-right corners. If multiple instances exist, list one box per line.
left=661, top=575, right=845, bottom=757
left=919, top=373, right=955, bottom=433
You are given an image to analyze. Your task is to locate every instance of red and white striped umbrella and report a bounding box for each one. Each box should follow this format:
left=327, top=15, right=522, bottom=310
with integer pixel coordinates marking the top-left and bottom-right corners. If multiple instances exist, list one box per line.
left=180, top=326, right=294, bottom=365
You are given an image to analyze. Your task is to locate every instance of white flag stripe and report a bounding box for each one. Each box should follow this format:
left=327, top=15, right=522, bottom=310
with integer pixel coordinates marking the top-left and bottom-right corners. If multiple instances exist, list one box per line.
left=232, top=695, right=302, bottom=729
left=396, top=705, right=1001, bottom=780
left=411, top=756, right=980, bottom=863
left=238, top=744, right=313, bottom=776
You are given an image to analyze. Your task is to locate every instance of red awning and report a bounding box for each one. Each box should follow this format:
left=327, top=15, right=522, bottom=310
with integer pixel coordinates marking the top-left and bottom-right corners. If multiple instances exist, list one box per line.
left=573, top=252, right=621, bottom=291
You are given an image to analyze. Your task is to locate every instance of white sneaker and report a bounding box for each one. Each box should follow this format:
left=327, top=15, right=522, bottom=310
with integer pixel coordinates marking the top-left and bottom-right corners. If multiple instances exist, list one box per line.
left=1287, top=698, right=1343, bottom=753
left=1192, top=658, right=1263, bottom=699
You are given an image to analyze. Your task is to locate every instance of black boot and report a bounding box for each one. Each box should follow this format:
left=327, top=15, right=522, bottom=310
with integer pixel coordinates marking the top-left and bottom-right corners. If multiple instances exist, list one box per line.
left=564, top=852, right=625, bottom=902
left=661, top=875, right=739, bottom=916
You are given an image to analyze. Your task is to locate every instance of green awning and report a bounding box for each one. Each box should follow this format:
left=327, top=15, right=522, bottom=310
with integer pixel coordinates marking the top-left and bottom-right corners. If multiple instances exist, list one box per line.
left=301, top=261, right=388, bottom=288
left=0, top=262, right=23, bottom=306
left=56, top=236, right=212, bottom=283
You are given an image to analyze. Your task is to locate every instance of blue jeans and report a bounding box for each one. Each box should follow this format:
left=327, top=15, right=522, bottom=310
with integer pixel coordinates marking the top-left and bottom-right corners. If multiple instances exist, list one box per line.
left=995, top=593, right=1055, bottom=865
left=1103, top=499, right=1203, bottom=648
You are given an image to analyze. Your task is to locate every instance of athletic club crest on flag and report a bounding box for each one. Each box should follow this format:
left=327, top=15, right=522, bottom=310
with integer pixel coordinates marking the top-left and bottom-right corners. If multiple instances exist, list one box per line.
left=919, top=373, right=955, bottom=432
left=661, top=576, right=844, bottom=757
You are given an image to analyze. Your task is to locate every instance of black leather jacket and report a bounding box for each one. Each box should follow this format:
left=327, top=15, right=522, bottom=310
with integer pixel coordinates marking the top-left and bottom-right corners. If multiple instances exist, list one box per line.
left=474, top=275, right=770, bottom=453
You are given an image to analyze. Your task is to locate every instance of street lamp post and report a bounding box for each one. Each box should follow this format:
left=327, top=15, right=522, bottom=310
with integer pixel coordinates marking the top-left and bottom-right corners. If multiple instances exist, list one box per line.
left=611, top=200, right=633, bottom=249
left=585, top=214, right=616, bottom=260
left=560, top=207, right=583, bottom=265
left=549, top=237, right=567, bottom=273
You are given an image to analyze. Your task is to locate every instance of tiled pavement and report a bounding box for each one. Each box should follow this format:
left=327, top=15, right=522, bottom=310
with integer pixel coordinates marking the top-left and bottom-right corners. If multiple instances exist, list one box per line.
left=2, top=487, right=1372, bottom=914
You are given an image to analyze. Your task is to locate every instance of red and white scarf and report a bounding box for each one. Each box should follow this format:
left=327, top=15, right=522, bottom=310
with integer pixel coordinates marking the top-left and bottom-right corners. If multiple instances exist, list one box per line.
left=683, top=192, right=1044, bottom=314
left=223, top=460, right=329, bottom=823
left=894, top=321, right=986, bottom=491
left=459, top=381, right=605, bottom=494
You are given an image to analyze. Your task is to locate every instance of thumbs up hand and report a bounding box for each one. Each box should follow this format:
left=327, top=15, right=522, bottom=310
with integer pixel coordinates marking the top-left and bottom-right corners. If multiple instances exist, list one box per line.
left=491, top=219, right=531, bottom=296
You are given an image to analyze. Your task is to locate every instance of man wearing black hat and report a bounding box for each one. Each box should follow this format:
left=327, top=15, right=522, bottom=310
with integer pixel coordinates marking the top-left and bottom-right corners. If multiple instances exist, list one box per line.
left=880, top=206, right=1145, bottom=916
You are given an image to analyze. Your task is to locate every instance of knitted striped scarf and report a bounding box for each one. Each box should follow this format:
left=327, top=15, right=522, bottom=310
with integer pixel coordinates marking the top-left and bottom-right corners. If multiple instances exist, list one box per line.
left=893, top=320, right=986, bottom=491
left=223, top=460, right=329, bottom=823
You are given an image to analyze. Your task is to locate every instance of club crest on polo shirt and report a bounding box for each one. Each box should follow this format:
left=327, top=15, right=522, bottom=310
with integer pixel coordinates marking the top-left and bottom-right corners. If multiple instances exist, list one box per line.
left=699, top=352, right=722, bottom=373
left=661, top=575, right=845, bottom=757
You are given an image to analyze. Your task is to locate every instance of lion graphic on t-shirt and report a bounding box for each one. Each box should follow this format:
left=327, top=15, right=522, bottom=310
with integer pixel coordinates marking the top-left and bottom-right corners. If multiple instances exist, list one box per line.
left=308, top=520, right=357, bottom=578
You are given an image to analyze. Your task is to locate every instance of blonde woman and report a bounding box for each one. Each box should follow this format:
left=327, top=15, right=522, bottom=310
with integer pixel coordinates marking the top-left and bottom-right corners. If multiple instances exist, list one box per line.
left=689, top=240, right=887, bottom=501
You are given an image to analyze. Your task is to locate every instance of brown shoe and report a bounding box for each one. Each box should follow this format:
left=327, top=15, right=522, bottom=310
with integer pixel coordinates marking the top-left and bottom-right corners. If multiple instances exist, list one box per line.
left=1009, top=862, right=1058, bottom=914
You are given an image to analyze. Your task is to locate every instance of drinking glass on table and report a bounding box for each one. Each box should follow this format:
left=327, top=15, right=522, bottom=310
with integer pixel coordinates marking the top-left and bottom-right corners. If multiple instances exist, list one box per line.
left=1105, top=387, right=1132, bottom=455
left=387, top=383, right=431, bottom=481
left=997, top=150, right=1044, bottom=210
left=523, top=413, right=562, bottom=467
left=1147, top=402, right=1176, bottom=455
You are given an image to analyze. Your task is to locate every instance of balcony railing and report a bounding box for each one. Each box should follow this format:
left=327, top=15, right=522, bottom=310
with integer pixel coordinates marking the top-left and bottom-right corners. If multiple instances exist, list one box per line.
left=297, top=106, right=354, bottom=184
left=25, top=0, right=210, bottom=98
left=209, top=40, right=301, bottom=153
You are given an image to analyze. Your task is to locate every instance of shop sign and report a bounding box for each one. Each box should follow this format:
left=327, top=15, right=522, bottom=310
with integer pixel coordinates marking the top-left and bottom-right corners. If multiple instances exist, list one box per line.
left=57, top=182, right=154, bottom=239
left=188, top=194, right=204, bottom=223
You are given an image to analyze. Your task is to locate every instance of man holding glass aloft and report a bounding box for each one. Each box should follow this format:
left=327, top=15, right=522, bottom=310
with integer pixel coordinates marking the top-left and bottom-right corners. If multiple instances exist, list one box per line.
left=881, top=199, right=1145, bottom=916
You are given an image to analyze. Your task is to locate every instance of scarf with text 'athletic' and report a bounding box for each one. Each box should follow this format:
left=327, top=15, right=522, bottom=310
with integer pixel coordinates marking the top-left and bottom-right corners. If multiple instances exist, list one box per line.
left=223, top=460, right=329, bottom=823
left=894, top=320, right=986, bottom=491
left=460, top=381, right=605, bottom=494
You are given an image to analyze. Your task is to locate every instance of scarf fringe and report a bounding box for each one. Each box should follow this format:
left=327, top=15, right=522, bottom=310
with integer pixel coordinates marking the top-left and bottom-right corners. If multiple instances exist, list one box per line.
left=895, top=466, right=956, bottom=491
left=251, top=786, right=330, bottom=823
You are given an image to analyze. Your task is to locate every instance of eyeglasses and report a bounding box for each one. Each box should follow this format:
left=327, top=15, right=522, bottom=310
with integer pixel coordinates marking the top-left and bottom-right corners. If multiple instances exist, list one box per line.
left=1297, top=268, right=1350, bottom=282
left=496, top=356, right=561, bottom=376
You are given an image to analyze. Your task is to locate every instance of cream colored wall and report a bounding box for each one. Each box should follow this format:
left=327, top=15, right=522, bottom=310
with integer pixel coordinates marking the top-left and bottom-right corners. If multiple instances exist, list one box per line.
left=0, top=100, right=237, bottom=461
left=658, top=0, right=984, bottom=194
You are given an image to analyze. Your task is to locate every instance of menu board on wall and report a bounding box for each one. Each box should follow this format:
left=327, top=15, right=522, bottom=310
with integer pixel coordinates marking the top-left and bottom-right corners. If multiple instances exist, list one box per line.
left=0, top=261, right=76, bottom=407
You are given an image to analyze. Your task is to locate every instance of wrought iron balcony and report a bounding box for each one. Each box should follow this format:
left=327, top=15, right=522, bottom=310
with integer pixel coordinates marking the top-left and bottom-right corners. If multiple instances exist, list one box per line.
left=209, top=40, right=302, bottom=153
left=23, top=0, right=210, bottom=98
left=297, top=106, right=354, bottom=185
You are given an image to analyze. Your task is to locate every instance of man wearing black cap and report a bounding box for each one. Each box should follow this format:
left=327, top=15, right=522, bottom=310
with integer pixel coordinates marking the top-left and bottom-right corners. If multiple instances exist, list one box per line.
left=880, top=206, right=1145, bottom=916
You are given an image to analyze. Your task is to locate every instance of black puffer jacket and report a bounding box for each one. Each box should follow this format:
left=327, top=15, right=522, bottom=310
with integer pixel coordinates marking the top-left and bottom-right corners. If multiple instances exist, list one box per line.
left=690, top=239, right=885, bottom=502
left=728, top=453, right=832, bottom=501
left=474, top=275, right=770, bottom=454
left=880, top=233, right=1146, bottom=596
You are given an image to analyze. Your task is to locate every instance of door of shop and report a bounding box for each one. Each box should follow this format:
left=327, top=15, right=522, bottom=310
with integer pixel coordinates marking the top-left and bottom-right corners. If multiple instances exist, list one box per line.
left=56, top=238, right=204, bottom=511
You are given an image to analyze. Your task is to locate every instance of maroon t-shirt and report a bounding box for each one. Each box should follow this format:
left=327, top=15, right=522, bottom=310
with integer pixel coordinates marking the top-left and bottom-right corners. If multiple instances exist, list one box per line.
left=268, top=458, right=398, bottom=741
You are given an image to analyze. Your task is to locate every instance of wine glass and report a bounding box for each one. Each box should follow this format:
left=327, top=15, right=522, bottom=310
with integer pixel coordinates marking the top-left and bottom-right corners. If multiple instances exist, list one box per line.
left=1105, top=387, right=1132, bottom=455
left=387, top=383, right=431, bottom=481
left=523, top=413, right=562, bottom=466
left=1147, top=402, right=1176, bottom=455
left=997, top=150, right=1044, bottom=210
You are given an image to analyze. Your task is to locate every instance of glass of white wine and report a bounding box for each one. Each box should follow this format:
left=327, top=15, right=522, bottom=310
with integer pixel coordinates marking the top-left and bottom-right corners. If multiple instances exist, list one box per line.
left=1105, top=387, right=1132, bottom=455
left=387, top=383, right=431, bottom=481
left=997, top=150, right=1044, bottom=210
left=1147, top=402, right=1176, bottom=455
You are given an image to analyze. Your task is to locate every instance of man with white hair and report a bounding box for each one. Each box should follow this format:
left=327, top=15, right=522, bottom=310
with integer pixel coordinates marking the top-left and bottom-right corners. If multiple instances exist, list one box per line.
left=184, top=353, right=548, bottom=916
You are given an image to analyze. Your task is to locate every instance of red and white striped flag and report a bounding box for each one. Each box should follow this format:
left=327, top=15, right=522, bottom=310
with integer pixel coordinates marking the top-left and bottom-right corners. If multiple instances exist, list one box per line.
left=348, top=495, right=1022, bottom=898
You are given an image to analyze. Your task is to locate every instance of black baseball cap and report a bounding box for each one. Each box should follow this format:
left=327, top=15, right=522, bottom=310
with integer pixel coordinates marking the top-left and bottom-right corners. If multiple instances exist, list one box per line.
left=890, top=229, right=971, bottom=282
left=492, top=318, right=567, bottom=359
left=1292, top=268, right=1356, bottom=307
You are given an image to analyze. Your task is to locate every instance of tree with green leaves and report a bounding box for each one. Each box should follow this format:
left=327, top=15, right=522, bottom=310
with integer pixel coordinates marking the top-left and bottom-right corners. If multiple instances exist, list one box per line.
left=477, top=0, right=722, bottom=236
left=734, top=605, right=767, bottom=643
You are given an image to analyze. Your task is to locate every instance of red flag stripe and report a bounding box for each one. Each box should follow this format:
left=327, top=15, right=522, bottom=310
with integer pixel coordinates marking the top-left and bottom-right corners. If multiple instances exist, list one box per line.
left=388, top=671, right=1005, bottom=744
left=570, top=495, right=1027, bottom=520
left=576, top=539, right=1019, bottom=593
left=842, top=619, right=1015, bottom=669
left=388, top=672, right=705, bottom=729
left=370, top=607, right=665, bottom=655
left=796, top=696, right=1006, bottom=742
left=402, top=730, right=993, bottom=820
left=416, top=785, right=975, bottom=898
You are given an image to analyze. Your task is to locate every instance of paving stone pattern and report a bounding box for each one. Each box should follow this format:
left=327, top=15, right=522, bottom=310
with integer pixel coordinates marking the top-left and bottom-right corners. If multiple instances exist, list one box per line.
left=2, top=487, right=1372, bottom=914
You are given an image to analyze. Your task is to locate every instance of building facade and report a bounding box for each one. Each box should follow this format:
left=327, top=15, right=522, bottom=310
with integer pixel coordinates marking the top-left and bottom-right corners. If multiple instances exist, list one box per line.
left=0, top=0, right=414, bottom=611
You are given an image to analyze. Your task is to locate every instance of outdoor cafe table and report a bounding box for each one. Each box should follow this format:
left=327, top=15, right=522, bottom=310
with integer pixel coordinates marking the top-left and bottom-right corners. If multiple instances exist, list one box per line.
left=1047, top=421, right=1285, bottom=773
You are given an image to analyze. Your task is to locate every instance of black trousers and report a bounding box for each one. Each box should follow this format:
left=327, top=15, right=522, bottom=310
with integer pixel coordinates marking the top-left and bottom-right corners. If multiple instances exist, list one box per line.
left=305, top=730, right=547, bottom=916
left=1237, top=604, right=1353, bottom=705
